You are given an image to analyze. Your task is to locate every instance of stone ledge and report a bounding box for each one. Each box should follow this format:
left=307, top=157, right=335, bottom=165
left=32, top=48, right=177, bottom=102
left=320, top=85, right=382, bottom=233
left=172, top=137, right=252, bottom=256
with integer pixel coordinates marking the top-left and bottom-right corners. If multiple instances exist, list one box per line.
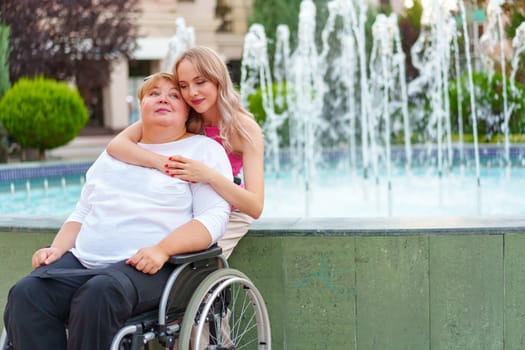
left=2, top=215, right=525, bottom=236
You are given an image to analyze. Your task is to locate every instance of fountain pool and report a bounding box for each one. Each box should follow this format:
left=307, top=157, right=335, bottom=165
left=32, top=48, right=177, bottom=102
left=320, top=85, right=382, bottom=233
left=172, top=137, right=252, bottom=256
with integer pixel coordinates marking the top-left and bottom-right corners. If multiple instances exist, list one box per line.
left=0, top=151, right=524, bottom=219
left=264, top=165, right=525, bottom=218
left=1, top=1, right=525, bottom=222
left=239, top=0, right=525, bottom=222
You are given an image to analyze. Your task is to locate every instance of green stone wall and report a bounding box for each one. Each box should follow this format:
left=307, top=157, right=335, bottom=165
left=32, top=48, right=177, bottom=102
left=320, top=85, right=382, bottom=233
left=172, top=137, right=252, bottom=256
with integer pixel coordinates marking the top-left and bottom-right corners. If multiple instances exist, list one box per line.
left=2, top=230, right=525, bottom=349
left=0, top=231, right=55, bottom=331
left=228, top=233, right=524, bottom=350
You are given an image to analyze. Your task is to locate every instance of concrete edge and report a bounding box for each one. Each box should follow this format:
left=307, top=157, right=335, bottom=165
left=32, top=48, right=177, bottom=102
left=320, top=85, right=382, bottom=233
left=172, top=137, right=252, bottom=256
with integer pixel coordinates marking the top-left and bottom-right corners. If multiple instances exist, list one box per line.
left=2, top=215, right=525, bottom=236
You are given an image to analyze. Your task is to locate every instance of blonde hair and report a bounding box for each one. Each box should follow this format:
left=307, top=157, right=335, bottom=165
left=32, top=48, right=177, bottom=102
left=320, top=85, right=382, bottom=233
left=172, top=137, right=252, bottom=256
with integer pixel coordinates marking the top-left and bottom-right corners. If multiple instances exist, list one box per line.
left=137, top=72, right=176, bottom=102
left=173, top=46, right=254, bottom=151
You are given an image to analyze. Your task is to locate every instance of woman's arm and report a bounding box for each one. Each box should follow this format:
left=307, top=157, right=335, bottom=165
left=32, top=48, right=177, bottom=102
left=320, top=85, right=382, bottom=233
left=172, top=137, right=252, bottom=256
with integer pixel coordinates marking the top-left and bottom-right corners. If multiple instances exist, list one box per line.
left=126, top=219, right=213, bottom=274
left=106, top=121, right=168, bottom=173
left=32, top=221, right=81, bottom=268
left=169, top=118, right=265, bottom=218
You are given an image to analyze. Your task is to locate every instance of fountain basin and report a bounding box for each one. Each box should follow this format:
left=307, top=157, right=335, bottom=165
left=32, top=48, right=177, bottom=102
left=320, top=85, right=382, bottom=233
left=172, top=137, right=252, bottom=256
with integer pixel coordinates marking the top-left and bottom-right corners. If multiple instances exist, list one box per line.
left=2, top=217, right=525, bottom=349
left=1, top=154, right=524, bottom=349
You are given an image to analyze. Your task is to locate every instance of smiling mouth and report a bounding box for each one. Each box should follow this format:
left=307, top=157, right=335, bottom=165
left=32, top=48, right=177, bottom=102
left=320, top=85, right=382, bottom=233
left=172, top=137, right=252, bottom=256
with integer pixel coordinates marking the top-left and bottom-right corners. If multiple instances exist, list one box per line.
left=155, top=108, right=171, bottom=113
left=191, top=98, right=204, bottom=105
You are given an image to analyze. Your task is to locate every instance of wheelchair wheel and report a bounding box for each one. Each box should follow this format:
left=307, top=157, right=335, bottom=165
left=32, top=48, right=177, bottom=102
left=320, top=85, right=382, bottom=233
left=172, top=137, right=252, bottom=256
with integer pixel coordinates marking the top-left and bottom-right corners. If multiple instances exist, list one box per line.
left=179, top=268, right=271, bottom=350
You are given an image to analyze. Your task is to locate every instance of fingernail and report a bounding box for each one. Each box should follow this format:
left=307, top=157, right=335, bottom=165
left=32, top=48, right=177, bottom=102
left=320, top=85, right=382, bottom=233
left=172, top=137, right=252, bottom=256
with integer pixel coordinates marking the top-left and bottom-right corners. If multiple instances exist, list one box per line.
left=165, top=170, right=170, bottom=174
left=168, top=157, right=173, bottom=161
left=171, top=174, right=175, bottom=177
left=164, top=163, right=169, bottom=168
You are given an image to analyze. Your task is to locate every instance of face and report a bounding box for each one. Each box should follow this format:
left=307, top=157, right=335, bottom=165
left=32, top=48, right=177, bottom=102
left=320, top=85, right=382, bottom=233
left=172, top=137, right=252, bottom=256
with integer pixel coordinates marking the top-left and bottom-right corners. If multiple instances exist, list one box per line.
left=140, top=78, right=188, bottom=129
left=177, top=59, right=220, bottom=119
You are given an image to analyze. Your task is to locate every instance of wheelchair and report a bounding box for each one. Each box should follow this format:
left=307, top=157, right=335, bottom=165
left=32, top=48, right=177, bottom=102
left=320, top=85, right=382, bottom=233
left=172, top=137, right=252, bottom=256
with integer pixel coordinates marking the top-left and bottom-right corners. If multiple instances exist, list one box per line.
left=0, top=245, right=271, bottom=350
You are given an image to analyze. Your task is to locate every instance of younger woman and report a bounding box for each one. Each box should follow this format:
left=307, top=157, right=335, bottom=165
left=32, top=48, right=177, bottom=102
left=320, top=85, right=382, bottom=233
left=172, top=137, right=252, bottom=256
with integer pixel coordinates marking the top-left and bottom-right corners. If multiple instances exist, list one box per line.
left=107, top=46, right=264, bottom=259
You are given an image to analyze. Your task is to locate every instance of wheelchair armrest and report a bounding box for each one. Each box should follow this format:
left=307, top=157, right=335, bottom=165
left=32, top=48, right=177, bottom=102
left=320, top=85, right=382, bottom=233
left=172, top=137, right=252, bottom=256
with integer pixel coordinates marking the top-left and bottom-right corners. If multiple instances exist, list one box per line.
left=167, top=245, right=223, bottom=265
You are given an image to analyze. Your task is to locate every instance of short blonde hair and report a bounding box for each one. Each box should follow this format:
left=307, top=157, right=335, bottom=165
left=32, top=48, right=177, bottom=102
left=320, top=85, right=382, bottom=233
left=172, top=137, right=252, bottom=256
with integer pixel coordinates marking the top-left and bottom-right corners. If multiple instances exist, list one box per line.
left=137, top=72, right=176, bottom=102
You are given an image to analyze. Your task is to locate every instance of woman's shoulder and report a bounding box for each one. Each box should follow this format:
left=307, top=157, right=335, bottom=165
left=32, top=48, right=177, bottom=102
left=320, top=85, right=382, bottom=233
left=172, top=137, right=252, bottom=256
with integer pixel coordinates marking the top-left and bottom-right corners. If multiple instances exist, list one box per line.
left=227, top=115, right=263, bottom=155
left=236, top=113, right=262, bottom=137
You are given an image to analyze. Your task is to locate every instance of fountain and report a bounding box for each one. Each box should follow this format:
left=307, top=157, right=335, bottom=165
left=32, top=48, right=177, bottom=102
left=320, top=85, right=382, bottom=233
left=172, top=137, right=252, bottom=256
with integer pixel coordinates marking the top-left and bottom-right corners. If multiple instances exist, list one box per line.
left=480, top=0, right=509, bottom=164
left=0, top=0, right=524, bottom=220
left=240, top=0, right=525, bottom=218
left=1, top=6, right=525, bottom=347
left=369, top=12, right=410, bottom=190
left=240, top=24, right=284, bottom=176
left=162, top=17, right=195, bottom=72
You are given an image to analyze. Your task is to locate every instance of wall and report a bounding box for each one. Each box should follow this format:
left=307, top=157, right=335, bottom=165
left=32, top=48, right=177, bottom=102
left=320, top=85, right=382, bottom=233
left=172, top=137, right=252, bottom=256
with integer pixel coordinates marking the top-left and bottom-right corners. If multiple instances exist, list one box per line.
left=2, top=219, right=525, bottom=349
left=102, top=0, right=250, bottom=132
left=230, top=233, right=525, bottom=349
left=231, top=217, right=525, bottom=349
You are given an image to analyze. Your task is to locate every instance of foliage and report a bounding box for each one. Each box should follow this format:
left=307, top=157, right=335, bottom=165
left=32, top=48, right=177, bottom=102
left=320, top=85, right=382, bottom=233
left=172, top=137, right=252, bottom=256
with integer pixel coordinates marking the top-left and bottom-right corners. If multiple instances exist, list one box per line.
left=0, top=77, right=89, bottom=160
left=397, top=0, right=423, bottom=80
left=249, top=0, right=303, bottom=59
left=247, top=83, right=289, bottom=123
left=453, top=133, right=525, bottom=144
left=503, top=1, right=525, bottom=39
left=502, top=1, right=525, bottom=86
left=0, top=21, right=10, bottom=98
left=448, top=71, right=525, bottom=140
left=0, top=119, right=7, bottom=163
left=249, top=0, right=368, bottom=62
left=246, top=82, right=290, bottom=145
left=0, top=0, right=140, bottom=103
left=0, top=21, right=9, bottom=162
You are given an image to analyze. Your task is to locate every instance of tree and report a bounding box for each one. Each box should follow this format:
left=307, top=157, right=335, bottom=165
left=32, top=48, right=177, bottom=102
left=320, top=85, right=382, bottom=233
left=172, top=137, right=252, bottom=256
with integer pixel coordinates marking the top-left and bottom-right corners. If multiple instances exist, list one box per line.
left=249, top=0, right=333, bottom=59
left=0, top=21, right=9, bottom=98
left=502, top=1, right=525, bottom=85
left=0, top=21, right=9, bottom=162
left=0, top=0, right=140, bottom=105
left=398, top=0, right=423, bottom=80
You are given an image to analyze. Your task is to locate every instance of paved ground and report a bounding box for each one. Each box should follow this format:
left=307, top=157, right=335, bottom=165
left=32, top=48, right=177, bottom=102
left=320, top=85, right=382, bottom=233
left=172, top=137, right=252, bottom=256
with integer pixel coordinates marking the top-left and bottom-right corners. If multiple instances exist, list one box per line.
left=46, top=135, right=114, bottom=161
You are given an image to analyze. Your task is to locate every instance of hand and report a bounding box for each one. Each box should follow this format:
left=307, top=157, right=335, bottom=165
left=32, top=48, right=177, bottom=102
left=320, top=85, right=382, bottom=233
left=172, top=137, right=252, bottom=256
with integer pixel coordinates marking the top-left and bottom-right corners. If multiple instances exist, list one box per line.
left=32, top=247, right=65, bottom=269
left=165, top=155, right=213, bottom=183
left=154, top=154, right=173, bottom=175
left=126, top=245, right=169, bottom=274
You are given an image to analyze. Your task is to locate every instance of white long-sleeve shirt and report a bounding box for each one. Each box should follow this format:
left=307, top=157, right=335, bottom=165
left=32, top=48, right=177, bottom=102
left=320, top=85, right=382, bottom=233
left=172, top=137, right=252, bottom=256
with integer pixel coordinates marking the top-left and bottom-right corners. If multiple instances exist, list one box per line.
left=68, top=135, right=232, bottom=268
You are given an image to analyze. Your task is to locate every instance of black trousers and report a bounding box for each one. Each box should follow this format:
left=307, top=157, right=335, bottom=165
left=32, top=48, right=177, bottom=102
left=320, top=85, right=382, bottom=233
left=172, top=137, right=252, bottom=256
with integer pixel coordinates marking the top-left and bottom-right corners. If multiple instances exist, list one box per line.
left=3, top=252, right=175, bottom=350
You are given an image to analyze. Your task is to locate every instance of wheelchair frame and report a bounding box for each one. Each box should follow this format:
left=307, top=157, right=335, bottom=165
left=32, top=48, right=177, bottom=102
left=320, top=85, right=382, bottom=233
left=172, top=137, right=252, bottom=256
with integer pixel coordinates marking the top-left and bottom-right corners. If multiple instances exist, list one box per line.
left=1, top=245, right=271, bottom=350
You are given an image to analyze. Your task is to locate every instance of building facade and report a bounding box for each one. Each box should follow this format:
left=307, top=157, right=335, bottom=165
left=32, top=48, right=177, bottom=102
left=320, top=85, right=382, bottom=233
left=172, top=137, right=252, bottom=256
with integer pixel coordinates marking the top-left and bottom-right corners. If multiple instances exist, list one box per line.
left=99, top=0, right=492, bottom=132
left=100, top=0, right=253, bottom=132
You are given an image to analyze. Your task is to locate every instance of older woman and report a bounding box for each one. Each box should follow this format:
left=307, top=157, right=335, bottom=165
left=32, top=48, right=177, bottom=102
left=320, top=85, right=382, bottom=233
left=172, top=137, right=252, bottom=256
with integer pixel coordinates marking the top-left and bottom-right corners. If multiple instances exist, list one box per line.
left=3, top=72, right=232, bottom=349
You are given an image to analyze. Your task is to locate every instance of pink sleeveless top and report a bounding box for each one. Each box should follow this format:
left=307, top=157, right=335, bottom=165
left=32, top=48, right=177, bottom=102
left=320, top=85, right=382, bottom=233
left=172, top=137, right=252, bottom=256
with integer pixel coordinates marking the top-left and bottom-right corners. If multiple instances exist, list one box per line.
left=204, top=126, right=243, bottom=177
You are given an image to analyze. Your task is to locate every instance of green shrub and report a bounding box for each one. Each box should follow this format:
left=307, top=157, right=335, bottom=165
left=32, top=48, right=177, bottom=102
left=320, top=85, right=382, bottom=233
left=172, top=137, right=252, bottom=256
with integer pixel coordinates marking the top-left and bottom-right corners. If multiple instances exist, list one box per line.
left=0, top=76, right=88, bottom=160
left=247, top=82, right=290, bottom=145
left=449, top=71, right=525, bottom=140
left=247, top=82, right=289, bottom=125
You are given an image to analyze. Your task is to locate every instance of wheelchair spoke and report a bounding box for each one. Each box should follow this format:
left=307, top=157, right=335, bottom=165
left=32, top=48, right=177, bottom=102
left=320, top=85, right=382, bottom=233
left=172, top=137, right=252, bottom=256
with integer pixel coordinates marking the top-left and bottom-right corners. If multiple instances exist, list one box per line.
left=230, top=289, right=258, bottom=346
left=179, top=268, right=271, bottom=350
